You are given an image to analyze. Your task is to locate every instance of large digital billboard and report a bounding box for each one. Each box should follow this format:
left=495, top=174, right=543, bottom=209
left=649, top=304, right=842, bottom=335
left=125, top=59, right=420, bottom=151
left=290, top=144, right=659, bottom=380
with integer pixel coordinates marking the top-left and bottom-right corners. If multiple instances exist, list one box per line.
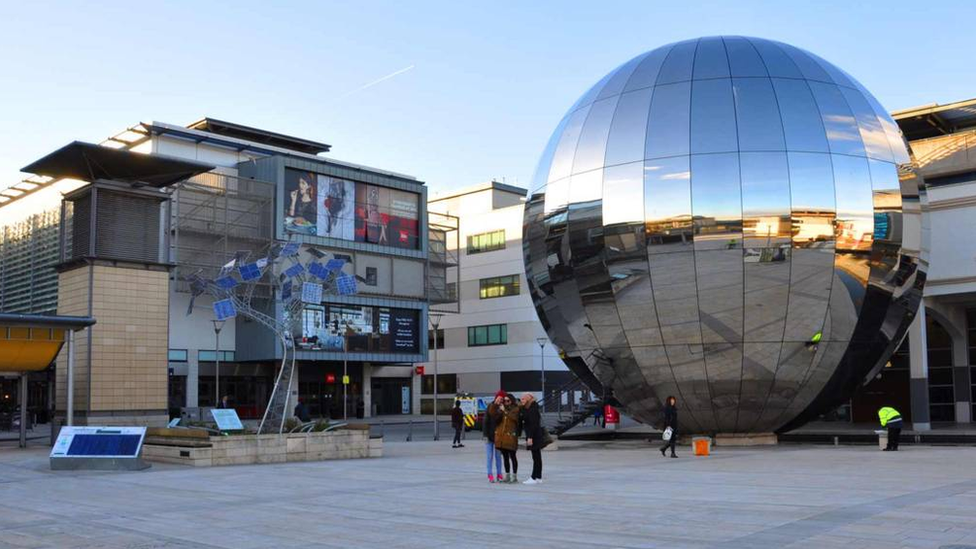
left=284, top=169, right=419, bottom=250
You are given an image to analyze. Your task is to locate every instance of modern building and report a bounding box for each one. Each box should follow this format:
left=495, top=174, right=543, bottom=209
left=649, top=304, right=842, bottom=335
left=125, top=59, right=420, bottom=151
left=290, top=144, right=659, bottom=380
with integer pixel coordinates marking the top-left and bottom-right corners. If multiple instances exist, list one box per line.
left=422, top=181, right=569, bottom=413
left=0, top=118, right=454, bottom=426
left=846, top=98, right=976, bottom=428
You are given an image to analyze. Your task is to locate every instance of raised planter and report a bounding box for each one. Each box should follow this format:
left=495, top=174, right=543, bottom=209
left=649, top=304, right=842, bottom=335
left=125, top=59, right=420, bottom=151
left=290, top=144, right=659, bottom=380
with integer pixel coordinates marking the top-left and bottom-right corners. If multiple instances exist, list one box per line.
left=142, top=425, right=381, bottom=467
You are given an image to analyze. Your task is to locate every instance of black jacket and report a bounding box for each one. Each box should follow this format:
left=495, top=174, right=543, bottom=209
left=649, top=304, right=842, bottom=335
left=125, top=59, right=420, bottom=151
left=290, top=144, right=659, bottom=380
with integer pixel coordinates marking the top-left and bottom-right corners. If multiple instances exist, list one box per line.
left=483, top=404, right=499, bottom=441
left=451, top=407, right=463, bottom=429
left=663, top=404, right=677, bottom=430
left=521, top=401, right=544, bottom=447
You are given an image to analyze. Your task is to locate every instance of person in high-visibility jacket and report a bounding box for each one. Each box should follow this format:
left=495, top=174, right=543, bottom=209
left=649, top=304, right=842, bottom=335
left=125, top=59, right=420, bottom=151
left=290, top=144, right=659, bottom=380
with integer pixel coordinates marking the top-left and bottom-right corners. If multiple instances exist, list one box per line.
left=878, top=406, right=903, bottom=451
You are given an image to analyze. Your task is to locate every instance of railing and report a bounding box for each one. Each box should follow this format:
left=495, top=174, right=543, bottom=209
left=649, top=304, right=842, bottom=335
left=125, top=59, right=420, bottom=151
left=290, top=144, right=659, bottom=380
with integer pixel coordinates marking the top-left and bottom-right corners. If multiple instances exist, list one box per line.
left=913, top=129, right=976, bottom=170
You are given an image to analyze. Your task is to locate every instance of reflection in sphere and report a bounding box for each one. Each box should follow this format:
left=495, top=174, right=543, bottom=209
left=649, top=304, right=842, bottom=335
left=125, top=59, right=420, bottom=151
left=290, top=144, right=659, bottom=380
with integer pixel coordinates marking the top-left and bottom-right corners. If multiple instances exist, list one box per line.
left=523, top=36, right=925, bottom=434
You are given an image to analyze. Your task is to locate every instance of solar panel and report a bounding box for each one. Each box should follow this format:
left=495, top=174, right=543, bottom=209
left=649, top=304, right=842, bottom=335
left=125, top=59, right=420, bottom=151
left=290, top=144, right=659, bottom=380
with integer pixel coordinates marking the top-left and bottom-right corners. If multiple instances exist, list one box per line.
left=280, top=242, right=301, bottom=256
left=256, top=257, right=269, bottom=269
left=301, top=282, right=323, bottom=304
left=281, top=280, right=293, bottom=301
left=215, top=276, right=238, bottom=290
left=324, top=258, right=345, bottom=272
left=283, top=263, right=304, bottom=278
left=238, top=262, right=261, bottom=281
left=213, top=299, right=237, bottom=320
left=307, top=247, right=327, bottom=259
left=219, top=258, right=237, bottom=276
left=336, top=274, right=358, bottom=296
left=307, top=262, right=326, bottom=279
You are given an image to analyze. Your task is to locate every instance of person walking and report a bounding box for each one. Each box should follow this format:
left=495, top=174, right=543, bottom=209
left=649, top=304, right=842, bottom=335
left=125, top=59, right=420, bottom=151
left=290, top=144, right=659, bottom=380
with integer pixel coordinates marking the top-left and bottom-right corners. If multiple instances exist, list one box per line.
left=878, top=406, right=903, bottom=451
left=520, top=393, right=544, bottom=484
left=451, top=400, right=465, bottom=448
left=483, top=392, right=505, bottom=483
left=660, top=395, right=678, bottom=458
left=492, top=393, right=521, bottom=483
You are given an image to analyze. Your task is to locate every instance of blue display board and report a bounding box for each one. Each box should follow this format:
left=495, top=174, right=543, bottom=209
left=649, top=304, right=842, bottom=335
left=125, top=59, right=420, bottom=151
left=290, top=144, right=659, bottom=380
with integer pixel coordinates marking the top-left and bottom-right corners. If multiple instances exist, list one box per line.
left=51, top=427, right=147, bottom=458
left=213, top=299, right=237, bottom=320
left=211, top=409, right=244, bottom=431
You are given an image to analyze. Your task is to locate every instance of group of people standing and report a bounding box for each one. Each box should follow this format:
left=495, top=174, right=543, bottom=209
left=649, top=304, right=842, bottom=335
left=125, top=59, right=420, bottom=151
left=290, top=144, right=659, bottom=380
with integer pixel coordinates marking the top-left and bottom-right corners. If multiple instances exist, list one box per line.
left=479, top=391, right=545, bottom=484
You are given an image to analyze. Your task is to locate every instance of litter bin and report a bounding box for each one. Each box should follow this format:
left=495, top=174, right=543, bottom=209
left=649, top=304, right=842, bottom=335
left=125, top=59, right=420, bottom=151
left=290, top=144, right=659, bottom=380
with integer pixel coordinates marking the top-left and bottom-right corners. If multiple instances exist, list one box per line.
left=875, top=430, right=887, bottom=450
left=693, top=436, right=711, bottom=456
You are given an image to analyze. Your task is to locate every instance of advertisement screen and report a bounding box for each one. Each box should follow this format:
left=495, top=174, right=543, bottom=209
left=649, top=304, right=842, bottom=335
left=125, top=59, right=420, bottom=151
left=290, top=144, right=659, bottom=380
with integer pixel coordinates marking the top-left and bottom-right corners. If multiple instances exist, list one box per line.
left=284, top=169, right=419, bottom=249
left=317, top=175, right=356, bottom=240
left=295, top=304, right=419, bottom=354
left=284, top=170, right=318, bottom=235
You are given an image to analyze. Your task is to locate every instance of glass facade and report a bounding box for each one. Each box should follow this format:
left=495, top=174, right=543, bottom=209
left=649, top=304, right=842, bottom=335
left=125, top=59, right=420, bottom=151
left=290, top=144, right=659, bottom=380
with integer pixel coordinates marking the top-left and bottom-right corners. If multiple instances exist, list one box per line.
left=523, top=36, right=925, bottom=434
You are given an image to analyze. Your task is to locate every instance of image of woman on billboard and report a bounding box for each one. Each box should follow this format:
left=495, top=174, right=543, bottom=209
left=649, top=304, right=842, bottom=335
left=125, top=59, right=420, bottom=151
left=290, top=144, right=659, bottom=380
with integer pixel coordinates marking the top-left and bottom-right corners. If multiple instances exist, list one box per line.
left=285, top=170, right=317, bottom=235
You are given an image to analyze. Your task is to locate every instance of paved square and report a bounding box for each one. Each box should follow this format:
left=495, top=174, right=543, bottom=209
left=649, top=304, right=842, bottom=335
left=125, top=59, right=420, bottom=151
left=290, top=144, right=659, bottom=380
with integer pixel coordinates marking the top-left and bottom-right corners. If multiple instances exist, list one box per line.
left=2, top=440, right=976, bottom=548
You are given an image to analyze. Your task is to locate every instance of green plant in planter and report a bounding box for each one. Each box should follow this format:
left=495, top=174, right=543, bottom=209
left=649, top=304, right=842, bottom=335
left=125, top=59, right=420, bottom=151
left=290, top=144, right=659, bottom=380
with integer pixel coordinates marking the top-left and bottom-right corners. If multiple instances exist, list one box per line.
left=311, top=419, right=331, bottom=432
left=283, top=417, right=301, bottom=433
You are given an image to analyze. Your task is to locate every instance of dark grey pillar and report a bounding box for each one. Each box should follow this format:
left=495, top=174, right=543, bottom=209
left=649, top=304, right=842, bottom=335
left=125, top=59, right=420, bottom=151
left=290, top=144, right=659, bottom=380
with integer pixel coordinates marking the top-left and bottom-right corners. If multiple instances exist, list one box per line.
left=19, top=373, right=28, bottom=448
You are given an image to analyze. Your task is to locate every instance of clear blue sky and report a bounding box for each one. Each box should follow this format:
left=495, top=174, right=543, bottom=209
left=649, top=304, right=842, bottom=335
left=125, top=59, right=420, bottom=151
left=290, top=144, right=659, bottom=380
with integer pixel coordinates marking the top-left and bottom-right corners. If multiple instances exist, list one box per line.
left=1, top=1, right=973, bottom=195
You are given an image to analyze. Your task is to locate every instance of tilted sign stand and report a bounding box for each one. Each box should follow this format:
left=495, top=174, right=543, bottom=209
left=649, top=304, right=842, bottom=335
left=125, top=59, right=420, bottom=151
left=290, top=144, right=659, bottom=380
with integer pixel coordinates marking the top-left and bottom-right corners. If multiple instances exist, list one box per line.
left=185, top=242, right=358, bottom=435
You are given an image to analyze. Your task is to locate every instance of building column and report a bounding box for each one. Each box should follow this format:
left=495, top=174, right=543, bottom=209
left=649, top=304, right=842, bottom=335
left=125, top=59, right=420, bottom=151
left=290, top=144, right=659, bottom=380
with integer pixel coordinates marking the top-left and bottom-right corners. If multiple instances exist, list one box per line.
left=951, top=314, right=972, bottom=424
left=909, top=306, right=931, bottom=431
left=362, top=363, right=372, bottom=418
left=19, top=373, right=28, bottom=448
left=186, top=354, right=199, bottom=410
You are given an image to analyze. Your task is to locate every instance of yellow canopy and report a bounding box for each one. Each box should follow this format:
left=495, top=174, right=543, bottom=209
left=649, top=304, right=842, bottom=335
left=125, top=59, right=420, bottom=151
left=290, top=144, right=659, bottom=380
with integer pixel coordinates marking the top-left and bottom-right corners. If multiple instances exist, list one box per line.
left=0, top=327, right=66, bottom=372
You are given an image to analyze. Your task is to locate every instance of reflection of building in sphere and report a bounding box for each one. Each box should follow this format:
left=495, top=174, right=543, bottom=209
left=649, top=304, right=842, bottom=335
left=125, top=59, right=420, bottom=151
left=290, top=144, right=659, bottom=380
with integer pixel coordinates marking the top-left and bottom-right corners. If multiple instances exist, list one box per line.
left=523, top=36, right=927, bottom=434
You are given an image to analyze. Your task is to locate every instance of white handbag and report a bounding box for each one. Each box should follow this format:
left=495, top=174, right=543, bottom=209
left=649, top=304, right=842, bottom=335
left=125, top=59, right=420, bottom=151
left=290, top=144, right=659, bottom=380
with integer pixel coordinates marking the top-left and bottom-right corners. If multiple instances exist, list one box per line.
left=663, top=427, right=673, bottom=441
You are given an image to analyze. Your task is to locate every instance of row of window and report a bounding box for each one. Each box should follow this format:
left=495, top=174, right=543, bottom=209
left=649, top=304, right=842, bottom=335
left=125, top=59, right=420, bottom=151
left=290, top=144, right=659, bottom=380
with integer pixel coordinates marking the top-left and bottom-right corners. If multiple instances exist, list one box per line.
left=425, top=323, right=510, bottom=348
left=468, top=229, right=505, bottom=254
left=168, top=349, right=236, bottom=362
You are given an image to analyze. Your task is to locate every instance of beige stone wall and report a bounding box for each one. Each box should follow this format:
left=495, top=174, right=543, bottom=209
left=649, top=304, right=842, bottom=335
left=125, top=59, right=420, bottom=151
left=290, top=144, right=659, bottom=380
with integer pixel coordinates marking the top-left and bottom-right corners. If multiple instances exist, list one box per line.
left=56, top=263, right=169, bottom=422
left=56, top=267, right=92, bottom=412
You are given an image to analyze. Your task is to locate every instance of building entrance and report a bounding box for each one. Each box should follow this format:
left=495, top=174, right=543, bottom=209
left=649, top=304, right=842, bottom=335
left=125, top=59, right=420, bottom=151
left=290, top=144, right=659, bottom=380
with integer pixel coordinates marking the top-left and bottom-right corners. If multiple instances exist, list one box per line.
left=371, top=377, right=411, bottom=415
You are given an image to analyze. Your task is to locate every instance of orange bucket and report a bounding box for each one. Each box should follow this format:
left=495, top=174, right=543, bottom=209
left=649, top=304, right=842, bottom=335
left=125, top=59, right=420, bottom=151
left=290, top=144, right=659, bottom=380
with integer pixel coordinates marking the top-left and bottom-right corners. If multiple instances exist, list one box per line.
left=693, top=437, right=711, bottom=456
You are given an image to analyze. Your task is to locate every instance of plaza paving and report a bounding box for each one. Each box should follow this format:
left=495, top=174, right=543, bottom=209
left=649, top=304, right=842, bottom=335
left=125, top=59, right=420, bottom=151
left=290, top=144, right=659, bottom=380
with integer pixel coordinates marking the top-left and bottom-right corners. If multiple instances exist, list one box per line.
left=2, top=439, right=976, bottom=548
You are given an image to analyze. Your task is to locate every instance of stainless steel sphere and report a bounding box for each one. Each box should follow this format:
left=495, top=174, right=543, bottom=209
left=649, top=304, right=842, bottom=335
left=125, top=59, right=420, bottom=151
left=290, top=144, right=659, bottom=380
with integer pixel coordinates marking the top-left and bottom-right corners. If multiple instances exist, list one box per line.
left=523, top=36, right=926, bottom=434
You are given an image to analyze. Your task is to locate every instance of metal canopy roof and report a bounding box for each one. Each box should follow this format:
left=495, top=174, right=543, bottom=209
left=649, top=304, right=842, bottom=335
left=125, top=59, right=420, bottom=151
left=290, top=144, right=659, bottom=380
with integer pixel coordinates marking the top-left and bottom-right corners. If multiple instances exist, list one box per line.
left=892, top=97, right=976, bottom=141
left=186, top=117, right=332, bottom=155
left=0, top=313, right=95, bottom=331
left=21, top=141, right=215, bottom=188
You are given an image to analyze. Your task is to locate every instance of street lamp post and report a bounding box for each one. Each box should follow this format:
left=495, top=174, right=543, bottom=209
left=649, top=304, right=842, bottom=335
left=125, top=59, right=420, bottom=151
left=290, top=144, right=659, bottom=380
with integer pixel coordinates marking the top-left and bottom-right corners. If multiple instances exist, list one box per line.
left=536, top=337, right=547, bottom=409
left=212, top=320, right=225, bottom=408
left=430, top=313, right=444, bottom=441
left=343, top=334, right=348, bottom=420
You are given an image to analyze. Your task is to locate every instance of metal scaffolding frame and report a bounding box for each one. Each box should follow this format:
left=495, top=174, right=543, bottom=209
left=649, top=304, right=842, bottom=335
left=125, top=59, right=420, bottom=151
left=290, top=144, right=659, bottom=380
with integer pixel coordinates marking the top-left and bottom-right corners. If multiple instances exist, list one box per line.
left=426, top=211, right=460, bottom=314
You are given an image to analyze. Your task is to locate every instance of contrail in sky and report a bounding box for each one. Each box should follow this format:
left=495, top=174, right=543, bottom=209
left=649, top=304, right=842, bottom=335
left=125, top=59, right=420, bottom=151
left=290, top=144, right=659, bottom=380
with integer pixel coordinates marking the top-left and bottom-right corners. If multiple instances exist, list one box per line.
left=335, top=65, right=415, bottom=101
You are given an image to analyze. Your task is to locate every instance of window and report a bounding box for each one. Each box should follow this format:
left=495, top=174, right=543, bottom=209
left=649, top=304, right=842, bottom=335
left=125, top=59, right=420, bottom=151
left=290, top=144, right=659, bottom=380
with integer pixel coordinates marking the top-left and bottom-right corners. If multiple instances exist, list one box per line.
left=468, top=324, right=507, bottom=347
left=198, top=350, right=235, bottom=362
left=365, top=267, right=377, bottom=286
left=422, top=373, right=457, bottom=395
left=479, top=275, right=520, bottom=299
left=927, top=315, right=954, bottom=422
left=446, top=282, right=457, bottom=302
left=428, top=328, right=445, bottom=350
left=168, top=349, right=188, bottom=362
left=467, top=230, right=505, bottom=254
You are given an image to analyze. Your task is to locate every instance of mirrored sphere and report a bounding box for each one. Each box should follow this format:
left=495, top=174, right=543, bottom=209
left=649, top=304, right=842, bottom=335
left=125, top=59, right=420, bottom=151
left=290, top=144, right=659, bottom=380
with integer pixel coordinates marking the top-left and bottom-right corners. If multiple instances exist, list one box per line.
left=523, top=36, right=926, bottom=434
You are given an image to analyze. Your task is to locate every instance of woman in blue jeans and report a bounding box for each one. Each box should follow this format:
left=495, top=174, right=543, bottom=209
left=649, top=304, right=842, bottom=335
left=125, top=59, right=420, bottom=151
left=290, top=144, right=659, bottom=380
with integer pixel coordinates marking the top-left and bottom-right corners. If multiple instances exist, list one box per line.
left=483, top=392, right=505, bottom=483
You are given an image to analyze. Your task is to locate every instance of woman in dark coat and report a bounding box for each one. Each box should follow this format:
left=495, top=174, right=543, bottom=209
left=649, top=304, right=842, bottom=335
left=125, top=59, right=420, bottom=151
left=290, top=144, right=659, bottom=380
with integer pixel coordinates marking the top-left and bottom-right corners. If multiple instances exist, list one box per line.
left=660, top=395, right=678, bottom=458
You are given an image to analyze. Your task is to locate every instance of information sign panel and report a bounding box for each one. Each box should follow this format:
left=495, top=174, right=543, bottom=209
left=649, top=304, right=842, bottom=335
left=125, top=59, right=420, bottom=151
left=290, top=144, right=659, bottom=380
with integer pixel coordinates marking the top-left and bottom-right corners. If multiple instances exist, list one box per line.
left=51, top=426, right=147, bottom=459
left=211, top=409, right=245, bottom=431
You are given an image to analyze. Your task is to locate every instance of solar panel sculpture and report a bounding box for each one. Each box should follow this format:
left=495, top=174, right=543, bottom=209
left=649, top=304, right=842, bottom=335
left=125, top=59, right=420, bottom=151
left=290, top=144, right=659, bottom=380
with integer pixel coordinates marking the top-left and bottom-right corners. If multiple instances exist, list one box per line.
left=184, top=241, right=358, bottom=434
